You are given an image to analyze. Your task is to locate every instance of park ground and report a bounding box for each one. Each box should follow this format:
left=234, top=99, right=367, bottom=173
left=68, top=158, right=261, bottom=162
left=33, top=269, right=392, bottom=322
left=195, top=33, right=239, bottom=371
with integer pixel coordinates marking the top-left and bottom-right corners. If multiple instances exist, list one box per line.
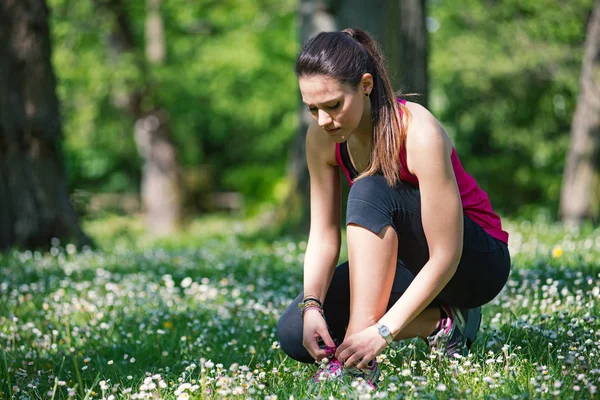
left=1, top=215, right=599, bottom=399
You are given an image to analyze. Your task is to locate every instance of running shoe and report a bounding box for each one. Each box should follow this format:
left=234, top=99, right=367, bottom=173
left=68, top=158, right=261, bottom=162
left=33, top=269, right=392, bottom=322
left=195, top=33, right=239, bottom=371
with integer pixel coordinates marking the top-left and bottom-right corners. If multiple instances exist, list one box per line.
left=346, top=359, right=381, bottom=389
left=427, top=305, right=482, bottom=357
left=311, top=357, right=344, bottom=382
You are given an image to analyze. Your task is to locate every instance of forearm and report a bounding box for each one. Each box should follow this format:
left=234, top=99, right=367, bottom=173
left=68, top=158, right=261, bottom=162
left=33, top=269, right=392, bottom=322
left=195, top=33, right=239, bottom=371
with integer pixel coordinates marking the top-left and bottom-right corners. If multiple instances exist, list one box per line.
left=378, top=258, right=458, bottom=337
left=303, top=230, right=341, bottom=302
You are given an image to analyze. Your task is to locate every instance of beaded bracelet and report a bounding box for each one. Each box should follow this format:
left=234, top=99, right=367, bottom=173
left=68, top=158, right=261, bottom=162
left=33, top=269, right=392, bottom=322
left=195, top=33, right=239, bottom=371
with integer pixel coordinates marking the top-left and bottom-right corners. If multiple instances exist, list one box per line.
left=302, top=296, right=322, bottom=307
left=302, top=305, right=324, bottom=318
left=298, top=300, right=324, bottom=318
left=298, top=299, right=321, bottom=310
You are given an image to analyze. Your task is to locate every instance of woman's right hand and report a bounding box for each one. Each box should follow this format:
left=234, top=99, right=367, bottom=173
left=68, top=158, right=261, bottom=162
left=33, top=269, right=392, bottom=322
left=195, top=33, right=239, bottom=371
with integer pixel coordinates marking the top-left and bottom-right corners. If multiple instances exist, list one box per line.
left=302, top=309, right=336, bottom=361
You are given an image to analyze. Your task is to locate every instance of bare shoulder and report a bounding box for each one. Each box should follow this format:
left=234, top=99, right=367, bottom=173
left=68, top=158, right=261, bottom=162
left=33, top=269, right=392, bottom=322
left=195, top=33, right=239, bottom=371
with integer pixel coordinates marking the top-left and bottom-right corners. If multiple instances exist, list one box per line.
left=404, top=102, right=452, bottom=153
left=306, top=122, right=338, bottom=167
left=403, top=101, right=453, bottom=174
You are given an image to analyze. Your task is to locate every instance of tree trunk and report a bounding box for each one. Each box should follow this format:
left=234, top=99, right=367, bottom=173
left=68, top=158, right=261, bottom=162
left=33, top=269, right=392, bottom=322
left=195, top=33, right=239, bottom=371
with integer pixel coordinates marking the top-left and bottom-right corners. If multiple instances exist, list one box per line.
left=277, top=0, right=336, bottom=230
left=145, top=0, right=165, bottom=64
left=0, top=0, right=90, bottom=250
left=337, top=0, right=428, bottom=106
left=398, top=0, right=428, bottom=107
left=97, top=0, right=183, bottom=235
left=337, top=0, right=401, bottom=88
left=559, top=1, right=600, bottom=226
left=135, top=112, right=182, bottom=235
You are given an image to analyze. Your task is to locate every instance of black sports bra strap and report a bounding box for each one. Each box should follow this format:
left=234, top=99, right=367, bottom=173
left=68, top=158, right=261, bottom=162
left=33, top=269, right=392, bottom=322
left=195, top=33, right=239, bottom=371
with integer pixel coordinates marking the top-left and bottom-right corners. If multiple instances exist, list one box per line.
left=340, top=142, right=359, bottom=181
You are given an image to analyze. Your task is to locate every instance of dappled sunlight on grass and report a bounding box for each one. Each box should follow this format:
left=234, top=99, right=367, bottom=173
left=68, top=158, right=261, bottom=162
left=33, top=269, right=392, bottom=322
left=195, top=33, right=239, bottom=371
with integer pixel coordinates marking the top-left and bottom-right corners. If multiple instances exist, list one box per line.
left=1, top=216, right=599, bottom=398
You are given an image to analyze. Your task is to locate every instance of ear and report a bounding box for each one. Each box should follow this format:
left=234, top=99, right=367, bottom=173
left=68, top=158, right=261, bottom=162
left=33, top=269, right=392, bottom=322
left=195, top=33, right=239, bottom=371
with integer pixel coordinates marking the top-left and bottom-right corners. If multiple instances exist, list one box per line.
left=360, top=73, right=374, bottom=96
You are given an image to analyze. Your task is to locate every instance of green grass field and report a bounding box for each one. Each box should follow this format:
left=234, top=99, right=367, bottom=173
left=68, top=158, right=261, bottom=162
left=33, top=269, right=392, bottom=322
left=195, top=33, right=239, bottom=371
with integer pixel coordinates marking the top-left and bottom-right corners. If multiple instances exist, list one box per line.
left=1, top=216, right=599, bottom=399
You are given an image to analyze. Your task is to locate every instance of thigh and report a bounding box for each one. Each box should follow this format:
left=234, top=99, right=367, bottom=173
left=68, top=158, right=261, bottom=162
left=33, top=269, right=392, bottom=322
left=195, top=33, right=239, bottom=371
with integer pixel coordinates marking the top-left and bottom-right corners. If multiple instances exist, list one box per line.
left=437, top=217, right=511, bottom=308
left=346, top=176, right=510, bottom=308
left=346, top=176, right=430, bottom=270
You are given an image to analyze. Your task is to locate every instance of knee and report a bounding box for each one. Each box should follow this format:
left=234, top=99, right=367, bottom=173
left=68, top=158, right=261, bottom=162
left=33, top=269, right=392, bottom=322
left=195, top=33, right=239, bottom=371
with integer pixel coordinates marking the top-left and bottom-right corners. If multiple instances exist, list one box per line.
left=348, top=175, right=390, bottom=203
left=346, top=176, right=398, bottom=234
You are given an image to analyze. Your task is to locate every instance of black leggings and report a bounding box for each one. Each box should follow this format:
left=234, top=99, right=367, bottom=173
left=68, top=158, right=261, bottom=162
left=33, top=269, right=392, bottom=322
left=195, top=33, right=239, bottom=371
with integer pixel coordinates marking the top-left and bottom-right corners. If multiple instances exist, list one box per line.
left=277, top=175, right=511, bottom=363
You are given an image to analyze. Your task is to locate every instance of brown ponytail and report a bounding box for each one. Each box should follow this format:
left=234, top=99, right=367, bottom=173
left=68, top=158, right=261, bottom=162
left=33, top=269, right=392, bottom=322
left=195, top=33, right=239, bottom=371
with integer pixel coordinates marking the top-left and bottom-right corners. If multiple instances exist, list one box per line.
left=296, top=28, right=408, bottom=186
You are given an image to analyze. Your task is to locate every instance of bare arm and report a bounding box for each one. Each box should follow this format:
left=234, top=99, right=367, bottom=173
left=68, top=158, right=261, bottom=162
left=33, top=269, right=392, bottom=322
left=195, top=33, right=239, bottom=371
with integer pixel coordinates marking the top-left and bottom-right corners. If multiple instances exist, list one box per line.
left=299, top=123, right=342, bottom=359
left=378, top=103, right=464, bottom=337
left=303, top=123, right=342, bottom=303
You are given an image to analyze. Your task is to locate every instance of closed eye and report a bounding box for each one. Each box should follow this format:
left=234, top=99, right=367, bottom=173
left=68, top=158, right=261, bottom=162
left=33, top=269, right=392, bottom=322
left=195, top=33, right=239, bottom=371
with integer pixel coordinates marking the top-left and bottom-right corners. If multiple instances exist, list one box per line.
left=306, top=101, right=340, bottom=113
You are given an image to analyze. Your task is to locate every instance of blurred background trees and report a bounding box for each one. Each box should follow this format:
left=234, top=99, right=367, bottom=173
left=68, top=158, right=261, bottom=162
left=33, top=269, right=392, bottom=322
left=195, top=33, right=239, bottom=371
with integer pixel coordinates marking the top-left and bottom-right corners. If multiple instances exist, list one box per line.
left=560, top=0, right=600, bottom=226
left=0, top=0, right=90, bottom=249
left=431, top=0, right=596, bottom=219
left=0, top=0, right=597, bottom=249
left=92, top=0, right=184, bottom=235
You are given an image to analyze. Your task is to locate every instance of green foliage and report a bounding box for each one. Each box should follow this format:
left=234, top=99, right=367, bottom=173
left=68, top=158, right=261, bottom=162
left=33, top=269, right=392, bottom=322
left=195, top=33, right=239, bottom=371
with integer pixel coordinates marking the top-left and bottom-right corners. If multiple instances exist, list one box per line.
left=1, top=216, right=600, bottom=398
left=429, top=0, right=594, bottom=216
left=48, top=0, right=595, bottom=218
left=49, top=0, right=298, bottom=210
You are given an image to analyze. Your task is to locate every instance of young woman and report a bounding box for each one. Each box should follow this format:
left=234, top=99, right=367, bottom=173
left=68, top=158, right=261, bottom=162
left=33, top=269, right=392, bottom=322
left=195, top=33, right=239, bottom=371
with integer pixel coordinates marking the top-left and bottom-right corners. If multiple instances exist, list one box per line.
left=277, top=28, right=510, bottom=385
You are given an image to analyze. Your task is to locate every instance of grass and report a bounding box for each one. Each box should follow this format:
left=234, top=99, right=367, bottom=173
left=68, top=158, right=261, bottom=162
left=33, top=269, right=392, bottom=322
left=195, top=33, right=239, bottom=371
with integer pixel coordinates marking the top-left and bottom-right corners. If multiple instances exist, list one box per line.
left=0, top=214, right=599, bottom=399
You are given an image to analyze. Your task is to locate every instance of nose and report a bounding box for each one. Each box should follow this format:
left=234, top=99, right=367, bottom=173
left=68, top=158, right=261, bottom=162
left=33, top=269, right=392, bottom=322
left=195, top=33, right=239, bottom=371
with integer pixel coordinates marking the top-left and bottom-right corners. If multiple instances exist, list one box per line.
left=317, top=110, right=333, bottom=128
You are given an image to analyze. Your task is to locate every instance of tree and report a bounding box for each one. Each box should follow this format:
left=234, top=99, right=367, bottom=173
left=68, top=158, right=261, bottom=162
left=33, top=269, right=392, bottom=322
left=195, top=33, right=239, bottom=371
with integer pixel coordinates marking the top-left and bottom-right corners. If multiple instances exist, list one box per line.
left=278, top=0, right=336, bottom=230
left=281, top=0, right=428, bottom=231
left=429, top=0, right=593, bottom=216
left=560, top=0, right=600, bottom=226
left=336, top=0, right=428, bottom=106
left=94, top=0, right=184, bottom=235
left=0, top=0, right=90, bottom=250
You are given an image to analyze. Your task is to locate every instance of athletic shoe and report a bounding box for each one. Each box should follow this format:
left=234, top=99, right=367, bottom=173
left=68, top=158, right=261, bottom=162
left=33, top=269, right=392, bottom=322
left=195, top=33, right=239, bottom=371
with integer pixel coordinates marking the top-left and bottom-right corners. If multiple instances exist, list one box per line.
left=346, top=359, right=381, bottom=389
left=311, top=357, right=344, bottom=382
left=427, top=305, right=482, bottom=357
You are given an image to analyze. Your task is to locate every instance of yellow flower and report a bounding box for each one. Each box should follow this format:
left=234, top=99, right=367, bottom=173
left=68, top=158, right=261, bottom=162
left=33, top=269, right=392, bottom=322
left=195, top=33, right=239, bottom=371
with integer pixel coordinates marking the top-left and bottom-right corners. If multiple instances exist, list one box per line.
left=551, top=246, right=563, bottom=258
left=163, top=321, right=174, bottom=329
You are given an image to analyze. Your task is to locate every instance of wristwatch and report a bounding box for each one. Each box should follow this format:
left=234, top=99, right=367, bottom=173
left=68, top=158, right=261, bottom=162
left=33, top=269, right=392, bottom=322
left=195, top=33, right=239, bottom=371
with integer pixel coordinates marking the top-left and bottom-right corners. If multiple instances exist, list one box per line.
left=376, top=323, right=394, bottom=345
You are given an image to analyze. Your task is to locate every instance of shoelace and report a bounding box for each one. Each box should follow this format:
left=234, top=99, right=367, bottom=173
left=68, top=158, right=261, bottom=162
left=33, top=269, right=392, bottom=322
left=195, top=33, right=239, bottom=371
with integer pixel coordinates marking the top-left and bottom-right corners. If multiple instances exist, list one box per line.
left=311, top=358, right=343, bottom=382
left=346, top=361, right=379, bottom=389
left=427, top=315, right=452, bottom=347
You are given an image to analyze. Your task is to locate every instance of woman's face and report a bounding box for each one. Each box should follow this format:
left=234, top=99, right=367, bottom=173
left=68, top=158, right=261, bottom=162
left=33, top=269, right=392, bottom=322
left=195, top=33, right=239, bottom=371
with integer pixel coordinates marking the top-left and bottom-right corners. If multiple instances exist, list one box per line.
left=299, top=74, right=371, bottom=142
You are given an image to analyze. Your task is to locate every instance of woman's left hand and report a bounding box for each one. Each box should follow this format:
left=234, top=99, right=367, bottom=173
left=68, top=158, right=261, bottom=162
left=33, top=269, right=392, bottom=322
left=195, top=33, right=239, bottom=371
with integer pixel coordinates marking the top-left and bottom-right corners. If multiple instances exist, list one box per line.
left=335, top=325, right=388, bottom=369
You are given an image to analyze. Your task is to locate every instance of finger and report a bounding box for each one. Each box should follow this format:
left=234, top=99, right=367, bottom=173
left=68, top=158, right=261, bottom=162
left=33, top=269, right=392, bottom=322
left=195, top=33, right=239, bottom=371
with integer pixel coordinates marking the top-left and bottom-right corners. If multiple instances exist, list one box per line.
left=334, top=341, right=349, bottom=360
left=323, top=346, right=336, bottom=357
left=303, top=340, right=319, bottom=361
left=311, top=338, right=330, bottom=361
left=318, top=328, right=336, bottom=349
left=344, top=351, right=363, bottom=368
left=355, top=355, right=373, bottom=370
left=315, top=350, right=329, bottom=361
left=337, top=346, right=353, bottom=364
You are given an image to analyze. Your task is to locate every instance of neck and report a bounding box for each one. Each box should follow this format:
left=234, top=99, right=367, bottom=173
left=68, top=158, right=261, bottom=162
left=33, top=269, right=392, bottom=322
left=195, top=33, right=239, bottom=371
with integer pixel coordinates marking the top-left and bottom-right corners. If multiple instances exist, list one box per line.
left=351, top=98, right=374, bottom=148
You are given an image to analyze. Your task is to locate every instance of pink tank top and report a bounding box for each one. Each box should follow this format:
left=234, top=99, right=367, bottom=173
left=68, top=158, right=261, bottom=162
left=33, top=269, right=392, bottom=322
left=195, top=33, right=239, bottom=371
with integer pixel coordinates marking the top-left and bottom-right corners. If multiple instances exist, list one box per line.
left=335, top=100, right=509, bottom=244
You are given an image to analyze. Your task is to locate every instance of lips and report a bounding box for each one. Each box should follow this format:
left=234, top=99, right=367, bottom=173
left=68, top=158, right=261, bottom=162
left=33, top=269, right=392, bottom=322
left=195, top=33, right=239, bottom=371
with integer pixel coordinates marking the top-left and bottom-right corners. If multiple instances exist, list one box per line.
left=325, top=127, right=340, bottom=133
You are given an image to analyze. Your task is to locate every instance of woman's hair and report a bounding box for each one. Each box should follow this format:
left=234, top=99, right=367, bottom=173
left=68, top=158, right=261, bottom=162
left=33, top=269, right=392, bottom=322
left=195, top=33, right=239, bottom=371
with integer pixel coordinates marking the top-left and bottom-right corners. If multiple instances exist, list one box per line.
left=295, top=28, right=408, bottom=186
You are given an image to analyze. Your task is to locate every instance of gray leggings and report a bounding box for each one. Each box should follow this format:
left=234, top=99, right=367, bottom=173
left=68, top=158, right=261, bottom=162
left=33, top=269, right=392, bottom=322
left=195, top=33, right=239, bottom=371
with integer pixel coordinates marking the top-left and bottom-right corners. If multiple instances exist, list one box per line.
left=277, top=175, right=510, bottom=363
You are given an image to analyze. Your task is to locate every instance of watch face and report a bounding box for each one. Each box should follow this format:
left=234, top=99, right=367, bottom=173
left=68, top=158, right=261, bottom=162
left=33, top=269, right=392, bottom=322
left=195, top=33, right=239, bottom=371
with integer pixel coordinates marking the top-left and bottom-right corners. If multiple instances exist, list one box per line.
left=378, top=324, right=393, bottom=343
